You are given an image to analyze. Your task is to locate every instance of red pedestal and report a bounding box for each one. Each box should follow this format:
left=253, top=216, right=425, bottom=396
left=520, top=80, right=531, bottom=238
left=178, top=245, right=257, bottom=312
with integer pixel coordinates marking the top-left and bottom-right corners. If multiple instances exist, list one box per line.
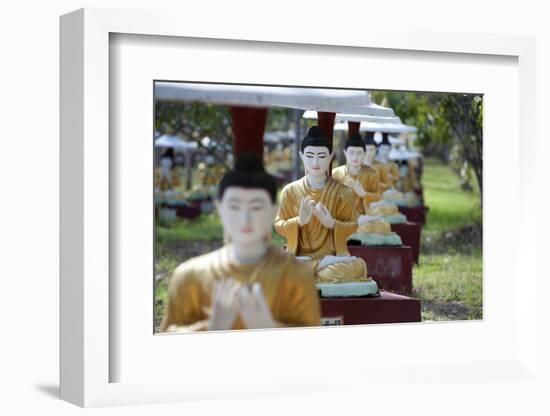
left=159, top=203, right=201, bottom=219
left=320, top=291, right=421, bottom=325
left=348, top=245, right=413, bottom=295
left=391, top=222, right=422, bottom=264
left=398, top=205, right=428, bottom=225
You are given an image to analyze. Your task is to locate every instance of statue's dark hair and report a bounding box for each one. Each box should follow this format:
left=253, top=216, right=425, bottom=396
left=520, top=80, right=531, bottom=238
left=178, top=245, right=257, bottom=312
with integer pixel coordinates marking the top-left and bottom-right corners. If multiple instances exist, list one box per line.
left=344, top=133, right=365, bottom=150
left=379, top=132, right=391, bottom=147
left=218, top=152, right=277, bottom=202
left=300, top=125, right=332, bottom=153
left=160, top=148, right=175, bottom=159
left=364, top=131, right=376, bottom=146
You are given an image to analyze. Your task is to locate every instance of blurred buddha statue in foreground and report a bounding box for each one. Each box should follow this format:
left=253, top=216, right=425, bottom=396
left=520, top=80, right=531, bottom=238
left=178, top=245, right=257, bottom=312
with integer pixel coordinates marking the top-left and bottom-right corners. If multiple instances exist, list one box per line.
left=362, top=133, right=407, bottom=224
left=332, top=134, right=402, bottom=246
left=275, top=126, right=377, bottom=295
left=155, top=149, right=181, bottom=197
left=160, top=153, right=321, bottom=332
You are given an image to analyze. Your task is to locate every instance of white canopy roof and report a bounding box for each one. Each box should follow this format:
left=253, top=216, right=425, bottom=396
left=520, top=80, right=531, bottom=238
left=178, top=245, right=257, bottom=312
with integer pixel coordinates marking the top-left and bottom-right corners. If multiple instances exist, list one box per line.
left=389, top=145, right=422, bottom=160
left=333, top=120, right=416, bottom=134
left=303, top=110, right=398, bottom=123
left=389, top=135, right=406, bottom=145
left=155, top=134, right=198, bottom=150
left=155, top=82, right=393, bottom=115
left=360, top=118, right=417, bottom=134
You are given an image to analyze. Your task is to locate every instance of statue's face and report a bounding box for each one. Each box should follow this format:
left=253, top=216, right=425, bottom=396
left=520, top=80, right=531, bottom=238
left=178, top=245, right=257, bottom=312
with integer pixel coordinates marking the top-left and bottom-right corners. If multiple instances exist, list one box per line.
left=300, top=146, right=333, bottom=177
left=364, top=145, right=377, bottom=164
left=218, top=187, right=276, bottom=246
left=160, top=157, right=172, bottom=169
left=399, top=164, right=408, bottom=177
left=344, top=146, right=365, bottom=170
left=378, top=145, right=391, bottom=161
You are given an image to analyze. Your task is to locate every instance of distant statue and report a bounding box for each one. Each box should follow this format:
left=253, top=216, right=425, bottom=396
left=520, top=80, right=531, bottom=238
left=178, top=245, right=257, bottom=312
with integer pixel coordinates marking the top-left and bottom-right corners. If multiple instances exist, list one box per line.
left=362, top=132, right=407, bottom=224
left=332, top=134, right=402, bottom=246
left=155, top=149, right=181, bottom=194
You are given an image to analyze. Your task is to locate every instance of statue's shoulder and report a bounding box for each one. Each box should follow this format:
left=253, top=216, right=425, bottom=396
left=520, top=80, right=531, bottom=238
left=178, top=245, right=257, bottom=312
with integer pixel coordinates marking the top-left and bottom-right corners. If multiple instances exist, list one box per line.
left=361, top=165, right=377, bottom=177
left=331, top=165, right=346, bottom=178
left=280, top=178, right=304, bottom=196
left=328, top=177, right=354, bottom=197
left=170, top=248, right=223, bottom=287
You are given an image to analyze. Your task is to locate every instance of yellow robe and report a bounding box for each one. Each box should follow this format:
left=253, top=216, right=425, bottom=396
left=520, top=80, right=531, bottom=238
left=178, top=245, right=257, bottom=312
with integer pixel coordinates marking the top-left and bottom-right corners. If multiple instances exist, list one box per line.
left=155, top=167, right=181, bottom=191
left=373, top=161, right=399, bottom=191
left=274, top=177, right=367, bottom=283
left=332, top=165, right=392, bottom=235
left=160, top=245, right=321, bottom=332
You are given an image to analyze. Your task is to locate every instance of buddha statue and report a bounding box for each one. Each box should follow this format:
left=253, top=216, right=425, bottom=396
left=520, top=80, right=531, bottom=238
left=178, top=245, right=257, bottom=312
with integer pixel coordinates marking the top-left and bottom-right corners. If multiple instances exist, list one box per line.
left=160, top=153, right=322, bottom=332
left=274, top=126, right=378, bottom=295
left=201, top=156, right=223, bottom=194
left=362, top=133, right=407, bottom=224
left=374, top=133, right=407, bottom=202
left=332, top=134, right=402, bottom=246
left=396, top=159, right=423, bottom=207
left=155, top=149, right=181, bottom=201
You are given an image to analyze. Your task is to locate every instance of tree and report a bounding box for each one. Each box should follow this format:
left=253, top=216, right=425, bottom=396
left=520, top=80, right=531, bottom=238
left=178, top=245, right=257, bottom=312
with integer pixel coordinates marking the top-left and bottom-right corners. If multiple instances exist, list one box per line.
left=371, top=91, right=483, bottom=199
left=155, top=100, right=295, bottom=169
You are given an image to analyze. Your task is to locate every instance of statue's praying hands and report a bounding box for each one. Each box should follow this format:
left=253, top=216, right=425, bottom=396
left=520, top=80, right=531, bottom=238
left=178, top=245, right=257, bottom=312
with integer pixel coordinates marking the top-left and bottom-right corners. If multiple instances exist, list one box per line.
left=344, top=177, right=367, bottom=198
left=208, top=279, right=277, bottom=330
left=312, top=201, right=335, bottom=229
left=298, top=196, right=316, bottom=226
left=208, top=278, right=241, bottom=331
left=237, top=283, right=276, bottom=329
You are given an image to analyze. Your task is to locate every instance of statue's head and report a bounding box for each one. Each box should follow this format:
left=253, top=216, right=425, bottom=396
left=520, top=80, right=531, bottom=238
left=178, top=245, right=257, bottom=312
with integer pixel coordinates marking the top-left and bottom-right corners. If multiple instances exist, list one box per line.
left=160, top=149, right=174, bottom=169
left=363, top=132, right=377, bottom=165
left=217, top=153, right=278, bottom=246
left=299, top=126, right=333, bottom=178
left=398, top=159, right=409, bottom=177
left=377, top=133, right=391, bottom=162
left=343, top=133, right=365, bottom=170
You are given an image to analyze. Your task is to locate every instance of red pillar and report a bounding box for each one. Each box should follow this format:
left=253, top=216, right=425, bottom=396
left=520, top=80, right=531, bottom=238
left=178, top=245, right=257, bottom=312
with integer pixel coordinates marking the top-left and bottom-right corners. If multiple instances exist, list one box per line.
left=348, top=121, right=360, bottom=138
left=230, top=106, right=268, bottom=159
left=317, top=111, right=336, bottom=175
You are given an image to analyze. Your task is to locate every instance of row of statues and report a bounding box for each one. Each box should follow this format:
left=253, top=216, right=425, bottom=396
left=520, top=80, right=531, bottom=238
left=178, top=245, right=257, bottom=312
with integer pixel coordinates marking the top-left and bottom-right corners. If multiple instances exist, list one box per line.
left=161, top=126, right=421, bottom=332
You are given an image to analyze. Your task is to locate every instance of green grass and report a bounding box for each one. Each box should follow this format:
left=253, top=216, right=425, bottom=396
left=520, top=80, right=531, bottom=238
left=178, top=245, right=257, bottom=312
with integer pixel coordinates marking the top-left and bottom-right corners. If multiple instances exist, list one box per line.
left=422, top=157, right=481, bottom=238
left=156, top=213, right=223, bottom=243
left=414, top=157, right=483, bottom=320
left=415, top=252, right=482, bottom=304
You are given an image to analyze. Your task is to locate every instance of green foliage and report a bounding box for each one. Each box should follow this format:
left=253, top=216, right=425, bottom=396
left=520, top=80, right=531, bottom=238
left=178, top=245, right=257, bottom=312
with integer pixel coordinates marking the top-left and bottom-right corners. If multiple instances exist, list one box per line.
left=155, top=100, right=296, bottom=149
left=371, top=91, right=483, bottom=196
left=155, top=100, right=232, bottom=140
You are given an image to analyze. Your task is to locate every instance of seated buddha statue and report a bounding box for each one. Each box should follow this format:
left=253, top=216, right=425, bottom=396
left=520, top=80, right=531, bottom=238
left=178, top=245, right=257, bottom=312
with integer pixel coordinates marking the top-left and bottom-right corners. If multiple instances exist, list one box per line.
left=160, top=153, right=322, bottom=332
left=155, top=149, right=181, bottom=200
left=396, top=159, right=423, bottom=207
left=332, top=134, right=402, bottom=246
left=362, top=132, right=407, bottom=224
left=373, top=133, right=407, bottom=204
left=274, top=126, right=377, bottom=294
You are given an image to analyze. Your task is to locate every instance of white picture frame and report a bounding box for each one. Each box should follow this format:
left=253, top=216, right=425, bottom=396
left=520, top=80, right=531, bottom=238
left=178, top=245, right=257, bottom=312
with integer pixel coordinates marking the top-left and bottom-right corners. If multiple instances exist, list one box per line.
left=60, top=7, right=541, bottom=408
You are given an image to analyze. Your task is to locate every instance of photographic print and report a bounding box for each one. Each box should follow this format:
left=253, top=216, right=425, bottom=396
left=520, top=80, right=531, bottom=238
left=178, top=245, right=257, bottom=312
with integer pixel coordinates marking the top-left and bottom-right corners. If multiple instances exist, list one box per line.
left=153, top=82, right=482, bottom=333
